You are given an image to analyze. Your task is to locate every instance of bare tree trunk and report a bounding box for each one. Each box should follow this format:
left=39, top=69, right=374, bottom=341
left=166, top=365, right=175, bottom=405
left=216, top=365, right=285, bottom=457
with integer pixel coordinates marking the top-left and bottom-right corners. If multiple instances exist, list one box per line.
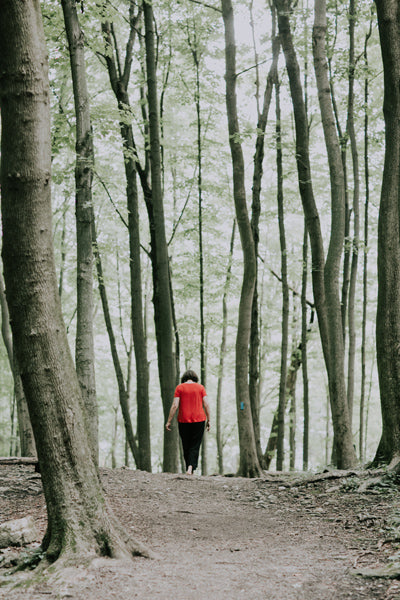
left=216, top=220, right=236, bottom=475
left=373, top=0, right=400, bottom=467
left=346, top=0, right=360, bottom=431
left=222, top=0, right=262, bottom=477
left=143, top=3, right=178, bottom=472
left=301, top=222, right=310, bottom=471
left=0, top=0, right=147, bottom=564
left=92, top=222, right=140, bottom=467
left=360, top=19, right=372, bottom=463
left=276, top=77, right=290, bottom=471
left=186, top=29, right=208, bottom=474
left=273, top=0, right=356, bottom=468
left=100, top=6, right=151, bottom=471
left=0, top=271, right=36, bottom=457
left=61, top=0, right=97, bottom=463
left=313, top=0, right=355, bottom=467
left=289, top=296, right=298, bottom=471
left=264, top=339, right=302, bottom=469
left=249, top=4, right=280, bottom=470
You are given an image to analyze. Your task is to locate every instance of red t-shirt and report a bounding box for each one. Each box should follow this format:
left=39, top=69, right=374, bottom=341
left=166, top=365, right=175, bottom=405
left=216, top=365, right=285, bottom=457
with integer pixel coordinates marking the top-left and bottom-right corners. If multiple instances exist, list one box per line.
left=174, top=382, right=207, bottom=423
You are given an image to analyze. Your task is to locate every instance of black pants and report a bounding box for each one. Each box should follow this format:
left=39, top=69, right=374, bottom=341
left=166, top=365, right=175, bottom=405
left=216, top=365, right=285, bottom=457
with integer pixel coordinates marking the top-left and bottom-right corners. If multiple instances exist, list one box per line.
left=178, top=421, right=206, bottom=472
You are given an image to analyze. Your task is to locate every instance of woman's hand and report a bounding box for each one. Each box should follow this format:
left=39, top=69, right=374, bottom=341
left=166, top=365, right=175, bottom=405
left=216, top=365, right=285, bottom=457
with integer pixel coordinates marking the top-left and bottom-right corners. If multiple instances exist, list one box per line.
left=165, top=421, right=172, bottom=431
left=206, top=420, right=210, bottom=432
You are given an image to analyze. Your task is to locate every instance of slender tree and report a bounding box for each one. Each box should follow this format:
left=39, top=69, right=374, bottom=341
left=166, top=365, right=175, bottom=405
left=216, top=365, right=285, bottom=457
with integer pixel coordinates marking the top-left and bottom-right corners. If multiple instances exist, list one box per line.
left=0, top=272, right=35, bottom=457
left=273, top=0, right=356, bottom=468
left=216, top=220, right=236, bottom=475
left=360, top=16, right=373, bottom=463
left=346, top=0, right=360, bottom=430
left=275, top=75, right=290, bottom=471
left=373, top=0, right=400, bottom=467
left=92, top=222, right=140, bottom=467
left=301, top=222, right=310, bottom=470
left=143, top=1, right=178, bottom=471
left=0, top=0, right=147, bottom=564
left=61, top=0, right=97, bottom=463
left=221, top=0, right=262, bottom=477
left=99, top=3, right=151, bottom=470
left=249, top=3, right=280, bottom=469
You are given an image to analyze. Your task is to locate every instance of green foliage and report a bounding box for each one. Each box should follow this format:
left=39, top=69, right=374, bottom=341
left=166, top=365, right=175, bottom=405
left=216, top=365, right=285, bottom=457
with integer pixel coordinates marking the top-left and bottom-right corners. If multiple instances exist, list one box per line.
left=0, top=0, right=386, bottom=472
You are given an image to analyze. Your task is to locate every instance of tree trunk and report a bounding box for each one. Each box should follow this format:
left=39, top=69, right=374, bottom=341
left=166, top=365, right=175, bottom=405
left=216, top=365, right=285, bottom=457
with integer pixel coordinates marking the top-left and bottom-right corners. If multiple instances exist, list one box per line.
left=264, top=339, right=303, bottom=469
left=222, top=0, right=262, bottom=478
left=276, top=77, right=290, bottom=471
left=101, top=7, right=151, bottom=471
left=312, top=0, right=356, bottom=468
left=346, top=0, right=360, bottom=431
left=373, top=0, right=400, bottom=467
left=143, top=2, right=178, bottom=472
left=301, top=222, right=310, bottom=471
left=273, top=0, right=356, bottom=468
left=360, top=19, right=372, bottom=463
left=92, top=222, right=140, bottom=467
left=249, top=9, right=280, bottom=470
left=216, top=220, right=236, bottom=475
left=188, top=37, right=208, bottom=475
left=0, top=272, right=36, bottom=457
left=61, top=0, right=97, bottom=464
left=0, top=0, right=147, bottom=564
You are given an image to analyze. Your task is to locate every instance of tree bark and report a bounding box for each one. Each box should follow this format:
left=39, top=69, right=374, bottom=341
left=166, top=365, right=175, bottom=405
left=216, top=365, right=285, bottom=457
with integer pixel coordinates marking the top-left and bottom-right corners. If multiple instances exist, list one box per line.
left=100, top=7, right=151, bottom=471
left=312, top=0, right=356, bottom=468
left=275, top=77, right=290, bottom=471
left=0, top=272, right=36, bottom=457
left=301, top=222, right=310, bottom=471
left=92, top=222, right=140, bottom=467
left=373, top=0, right=400, bottom=467
left=264, top=337, right=303, bottom=469
left=0, top=0, right=147, bottom=564
left=222, top=0, right=262, bottom=477
left=360, top=19, right=372, bottom=463
left=143, top=2, right=178, bottom=472
left=249, top=9, right=280, bottom=470
left=61, top=0, right=97, bottom=464
left=216, top=220, right=236, bottom=475
left=346, top=0, right=360, bottom=431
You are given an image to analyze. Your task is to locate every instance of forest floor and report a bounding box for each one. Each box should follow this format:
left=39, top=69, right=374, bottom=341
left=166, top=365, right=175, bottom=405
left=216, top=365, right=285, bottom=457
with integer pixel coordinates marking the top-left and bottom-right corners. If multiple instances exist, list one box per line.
left=1, top=464, right=400, bottom=599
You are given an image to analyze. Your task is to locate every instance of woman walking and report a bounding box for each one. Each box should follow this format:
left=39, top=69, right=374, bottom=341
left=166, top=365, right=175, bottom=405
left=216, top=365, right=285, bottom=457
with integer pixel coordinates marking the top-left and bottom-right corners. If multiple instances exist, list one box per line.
left=166, top=370, right=210, bottom=475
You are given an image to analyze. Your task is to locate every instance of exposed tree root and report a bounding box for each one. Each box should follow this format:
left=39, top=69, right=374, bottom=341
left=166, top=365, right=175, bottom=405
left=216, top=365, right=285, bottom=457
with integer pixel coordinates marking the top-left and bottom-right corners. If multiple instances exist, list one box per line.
left=355, top=562, right=400, bottom=579
left=0, top=457, right=38, bottom=466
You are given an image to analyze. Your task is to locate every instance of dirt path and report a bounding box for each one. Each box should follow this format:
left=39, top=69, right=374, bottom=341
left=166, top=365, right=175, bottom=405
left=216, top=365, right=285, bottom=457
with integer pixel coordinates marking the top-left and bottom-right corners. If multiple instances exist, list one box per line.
left=0, top=465, right=399, bottom=599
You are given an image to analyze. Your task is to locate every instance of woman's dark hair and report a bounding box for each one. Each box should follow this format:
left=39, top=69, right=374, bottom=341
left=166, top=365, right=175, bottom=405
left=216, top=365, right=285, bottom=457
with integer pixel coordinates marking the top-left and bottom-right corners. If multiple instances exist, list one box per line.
left=181, top=369, right=199, bottom=383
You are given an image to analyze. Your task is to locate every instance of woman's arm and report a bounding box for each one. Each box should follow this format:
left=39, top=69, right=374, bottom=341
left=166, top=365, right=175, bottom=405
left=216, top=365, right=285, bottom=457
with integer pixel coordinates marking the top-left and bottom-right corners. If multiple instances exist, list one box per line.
left=165, top=397, right=180, bottom=431
left=203, top=396, right=211, bottom=431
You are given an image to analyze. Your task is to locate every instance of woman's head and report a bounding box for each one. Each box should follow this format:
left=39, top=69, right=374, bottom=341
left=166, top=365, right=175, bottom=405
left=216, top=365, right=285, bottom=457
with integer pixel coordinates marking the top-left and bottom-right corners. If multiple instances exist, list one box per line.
left=181, top=369, right=199, bottom=383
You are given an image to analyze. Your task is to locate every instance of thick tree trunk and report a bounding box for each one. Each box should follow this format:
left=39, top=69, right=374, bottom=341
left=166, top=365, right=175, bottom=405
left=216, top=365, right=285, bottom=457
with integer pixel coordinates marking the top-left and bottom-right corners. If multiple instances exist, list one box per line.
left=61, top=0, right=97, bottom=464
left=373, top=0, right=400, bottom=466
left=222, top=0, right=262, bottom=478
left=143, top=2, right=178, bottom=472
left=0, top=0, right=147, bottom=564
